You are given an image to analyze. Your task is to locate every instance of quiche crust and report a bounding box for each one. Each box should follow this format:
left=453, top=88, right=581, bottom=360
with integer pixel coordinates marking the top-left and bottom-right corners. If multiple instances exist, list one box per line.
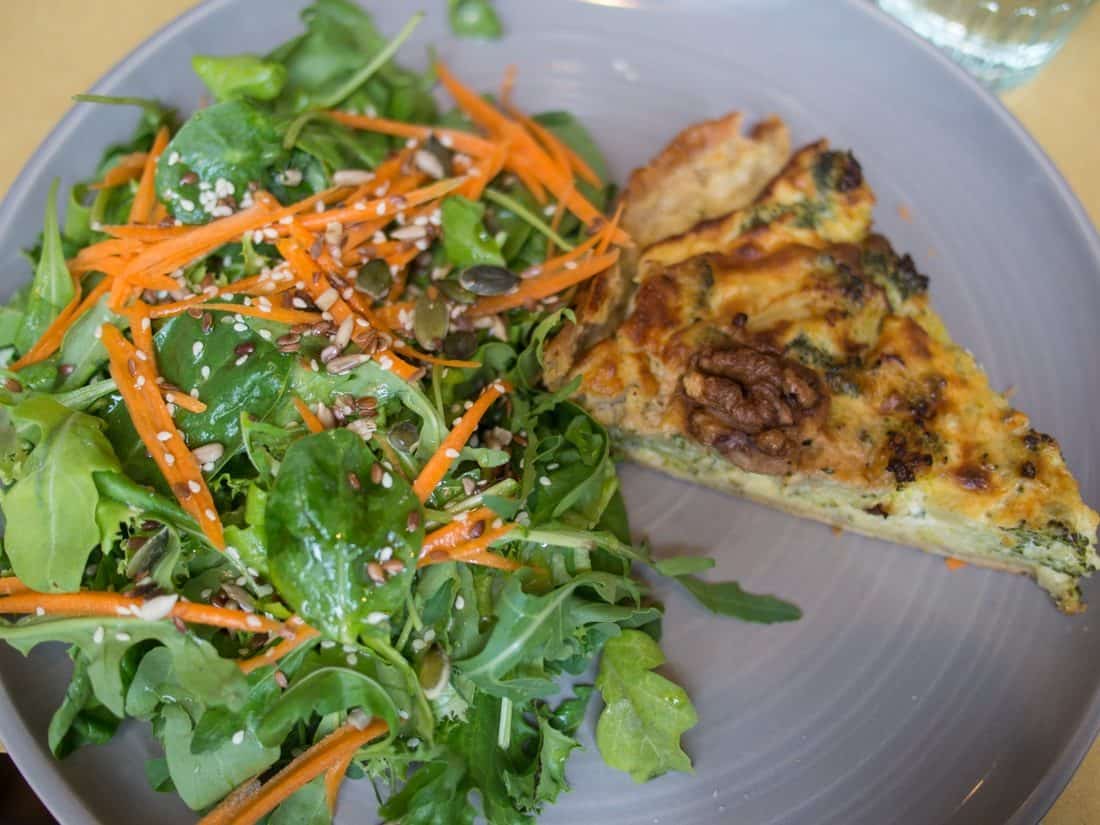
left=545, top=115, right=1100, bottom=611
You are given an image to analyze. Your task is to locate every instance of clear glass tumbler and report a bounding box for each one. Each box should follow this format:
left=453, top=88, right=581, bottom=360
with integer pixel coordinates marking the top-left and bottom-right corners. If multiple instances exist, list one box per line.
left=874, top=0, right=1096, bottom=90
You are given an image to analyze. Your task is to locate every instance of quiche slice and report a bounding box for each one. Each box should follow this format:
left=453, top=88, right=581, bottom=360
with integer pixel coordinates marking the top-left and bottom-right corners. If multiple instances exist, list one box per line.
left=544, top=114, right=1100, bottom=611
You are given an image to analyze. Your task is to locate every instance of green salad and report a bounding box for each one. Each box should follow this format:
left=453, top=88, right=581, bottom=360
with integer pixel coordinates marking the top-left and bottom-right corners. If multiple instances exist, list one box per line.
left=0, top=3, right=799, bottom=822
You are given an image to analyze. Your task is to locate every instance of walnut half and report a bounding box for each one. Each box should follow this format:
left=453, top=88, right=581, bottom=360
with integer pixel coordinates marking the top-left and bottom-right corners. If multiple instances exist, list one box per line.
left=683, top=340, right=829, bottom=475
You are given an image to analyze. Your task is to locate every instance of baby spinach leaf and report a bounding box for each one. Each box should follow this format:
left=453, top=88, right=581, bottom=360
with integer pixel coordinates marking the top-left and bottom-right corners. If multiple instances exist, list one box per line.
left=0, top=616, right=247, bottom=717
left=441, top=196, right=506, bottom=268
left=14, top=180, right=75, bottom=354
left=3, top=398, right=121, bottom=592
left=266, top=429, right=424, bottom=643
left=256, top=666, right=398, bottom=746
left=448, top=0, right=504, bottom=39
left=155, top=100, right=288, bottom=224
left=269, top=777, right=331, bottom=825
left=595, top=629, right=697, bottom=783
left=673, top=575, right=802, bottom=624
left=103, top=312, right=292, bottom=483
left=48, top=650, right=122, bottom=758
left=191, top=54, right=288, bottom=101
left=272, top=0, right=435, bottom=118
left=160, top=703, right=279, bottom=810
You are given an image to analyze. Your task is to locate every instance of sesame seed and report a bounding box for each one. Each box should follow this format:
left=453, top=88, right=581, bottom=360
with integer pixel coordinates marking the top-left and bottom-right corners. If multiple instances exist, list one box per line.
left=115, top=632, right=131, bottom=642
left=346, top=653, right=358, bottom=666
left=231, top=730, right=245, bottom=745
left=35, top=606, right=45, bottom=616
left=163, top=452, right=175, bottom=466
left=156, top=431, right=172, bottom=442
left=205, top=508, right=217, bottom=521
left=188, top=480, right=201, bottom=493
left=454, top=596, right=465, bottom=609
left=134, top=375, right=146, bottom=389
left=92, top=627, right=105, bottom=644
left=366, top=611, right=388, bottom=625
left=445, top=448, right=460, bottom=459
left=381, top=472, right=393, bottom=489
left=539, top=476, right=551, bottom=487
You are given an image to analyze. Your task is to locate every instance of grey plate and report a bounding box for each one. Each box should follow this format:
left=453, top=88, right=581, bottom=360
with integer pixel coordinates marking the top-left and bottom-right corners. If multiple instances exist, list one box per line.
left=0, top=1, right=1097, bottom=823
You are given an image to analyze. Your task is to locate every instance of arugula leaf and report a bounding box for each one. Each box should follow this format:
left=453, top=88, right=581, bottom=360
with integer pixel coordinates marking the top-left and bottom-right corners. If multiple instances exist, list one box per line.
left=161, top=703, right=279, bottom=810
left=192, top=54, right=288, bottom=101
left=441, top=196, right=506, bottom=267
left=456, top=572, right=654, bottom=701
left=267, top=429, right=424, bottom=643
left=256, top=665, right=398, bottom=746
left=58, top=290, right=117, bottom=390
left=189, top=666, right=281, bottom=754
left=48, top=650, right=122, bottom=758
left=93, top=471, right=207, bottom=544
left=673, top=575, right=802, bottom=623
left=653, top=556, right=715, bottom=577
left=448, top=0, right=504, bottom=39
left=379, top=754, right=476, bottom=825
left=269, top=776, right=331, bottom=825
left=2, top=398, right=122, bottom=592
left=595, top=629, right=697, bottom=783
left=14, top=180, right=74, bottom=354
left=0, top=616, right=247, bottom=716
left=155, top=100, right=288, bottom=224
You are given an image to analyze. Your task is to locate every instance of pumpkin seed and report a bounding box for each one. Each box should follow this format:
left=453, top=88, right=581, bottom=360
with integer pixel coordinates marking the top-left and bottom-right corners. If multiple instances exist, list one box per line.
left=413, top=292, right=449, bottom=350
left=459, top=264, right=518, bottom=296
left=418, top=647, right=452, bottom=699
left=436, top=277, right=477, bottom=305
left=388, top=420, right=420, bottom=453
left=355, top=259, right=392, bottom=299
left=443, top=330, right=478, bottom=360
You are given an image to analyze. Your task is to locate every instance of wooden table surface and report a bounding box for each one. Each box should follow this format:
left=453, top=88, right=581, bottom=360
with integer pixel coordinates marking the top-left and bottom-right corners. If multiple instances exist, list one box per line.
left=0, top=1, right=1098, bottom=822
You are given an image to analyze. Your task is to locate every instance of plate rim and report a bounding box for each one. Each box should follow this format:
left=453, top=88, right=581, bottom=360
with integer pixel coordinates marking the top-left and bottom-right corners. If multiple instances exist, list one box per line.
left=0, top=1, right=1097, bottom=823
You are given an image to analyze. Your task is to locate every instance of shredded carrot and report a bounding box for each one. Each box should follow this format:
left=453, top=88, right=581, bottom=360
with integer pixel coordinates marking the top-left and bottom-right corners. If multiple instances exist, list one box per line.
left=458, top=139, right=509, bottom=201
left=326, top=111, right=498, bottom=158
left=121, top=204, right=275, bottom=290
left=422, top=507, right=498, bottom=553
left=128, top=126, right=170, bottom=225
left=373, top=301, right=414, bottom=331
left=390, top=342, right=479, bottom=369
left=197, top=719, right=388, bottom=825
left=238, top=619, right=320, bottom=674
left=596, top=201, right=624, bottom=256
left=0, top=577, right=31, bottom=596
left=101, top=324, right=225, bottom=549
left=125, top=302, right=155, bottom=359
left=0, top=590, right=281, bottom=634
left=293, top=397, right=325, bottom=433
left=470, top=250, right=619, bottom=317
left=89, top=152, right=148, bottom=190
left=163, top=389, right=207, bottom=414
left=509, top=105, right=601, bottom=188
left=412, top=380, right=510, bottom=502
left=945, top=558, right=968, bottom=571
left=150, top=201, right=170, bottom=224
left=10, top=277, right=114, bottom=370
left=384, top=245, right=423, bottom=303
left=499, top=62, right=517, bottom=104
left=419, top=524, right=519, bottom=570
left=101, top=224, right=190, bottom=242
left=325, top=750, right=356, bottom=813
left=293, top=177, right=465, bottom=232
